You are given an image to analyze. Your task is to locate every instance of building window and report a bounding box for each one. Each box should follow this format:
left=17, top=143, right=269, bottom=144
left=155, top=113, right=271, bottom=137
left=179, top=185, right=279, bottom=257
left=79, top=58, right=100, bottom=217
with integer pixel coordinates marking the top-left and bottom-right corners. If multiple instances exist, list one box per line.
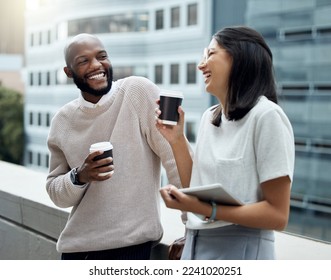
left=113, top=66, right=134, bottom=80
left=113, top=65, right=148, bottom=80
left=46, top=113, right=50, bottom=127
left=30, top=33, right=34, bottom=47
left=187, top=3, right=198, bottom=26
left=38, top=72, right=42, bottom=86
left=29, top=72, right=33, bottom=86
left=46, top=71, right=50, bottom=85
left=155, top=10, right=164, bottom=30
left=171, top=7, right=180, bottom=28
left=155, top=65, right=163, bottom=84
left=282, top=28, right=312, bottom=41
left=68, top=12, right=149, bottom=35
left=46, top=154, right=49, bottom=169
left=38, top=113, right=42, bottom=126
left=29, top=112, right=33, bottom=125
left=186, top=121, right=196, bottom=143
left=47, top=30, right=51, bottom=44
left=37, top=153, right=41, bottom=166
left=39, top=31, right=42, bottom=45
left=187, top=62, right=196, bottom=84
left=28, top=151, right=33, bottom=165
left=170, top=64, right=180, bottom=84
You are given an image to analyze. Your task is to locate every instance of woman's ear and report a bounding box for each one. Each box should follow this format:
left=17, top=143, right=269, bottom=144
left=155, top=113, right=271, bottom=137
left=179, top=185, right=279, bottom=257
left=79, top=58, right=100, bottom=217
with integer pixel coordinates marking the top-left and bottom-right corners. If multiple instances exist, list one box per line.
left=64, top=66, right=73, bottom=78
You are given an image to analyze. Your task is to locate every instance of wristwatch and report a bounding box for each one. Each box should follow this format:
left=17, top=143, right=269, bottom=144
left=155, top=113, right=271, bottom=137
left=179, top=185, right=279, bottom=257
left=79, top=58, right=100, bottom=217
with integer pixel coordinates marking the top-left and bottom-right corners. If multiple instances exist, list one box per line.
left=70, top=167, right=85, bottom=185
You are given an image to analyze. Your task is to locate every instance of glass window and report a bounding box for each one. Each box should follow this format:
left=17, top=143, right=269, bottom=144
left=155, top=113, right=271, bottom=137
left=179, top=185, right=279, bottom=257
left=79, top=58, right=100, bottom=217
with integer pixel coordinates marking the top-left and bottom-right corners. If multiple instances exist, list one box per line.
left=155, top=65, right=163, bottom=84
left=110, top=14, right=133, bottom=33
left=29, top=72, right=33, bottom=86
left=38, top=72, right=42, bottom=86
left=186, top=62, right=196, bottom=84
left=283, top=28, right=312, bottom=41
left=29, top=112, right=33, bottom=125
left=136, top=12, right=149, bottom=32
left=170, top=64, right=179, bottom=84
left=38, top=113, right=42, bottom=126
left=46, top=71, right=50, bottom=86
left=46, top=113, right=50, bottom=127
left=171, top=7, right=180, bottom=28
left=155, top=9, right=164, bottom=30
left=113, top=66, right=134, bottom=80
left=187, top=3, right=198, bottom=26
left=186, top=121, right=196, bottom=143
left=47, top=30, right=51, bottom=44
left=46, top=154, right=49, bottom=169
left=39, top=31, right=42, bottom=45
left=113, top=65, right=148, bottom=80
left=240, top=1, right=331, bottom=244
left=28, top=151, right=33, bottom=165
left=278, top=86, right=331, bottom=244
left=68, top=12, right=149, bottom=36
left=37, top=153, right=41, bottom=166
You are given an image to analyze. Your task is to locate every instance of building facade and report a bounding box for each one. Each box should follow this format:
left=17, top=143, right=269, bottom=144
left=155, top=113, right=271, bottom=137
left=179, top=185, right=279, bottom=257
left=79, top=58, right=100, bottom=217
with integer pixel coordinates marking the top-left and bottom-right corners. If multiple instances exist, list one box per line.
left=246, top=0, right=331, bottom=244
left=211, top=0, right=331, bottom=242
left=24, top=0, right=212, bottom=171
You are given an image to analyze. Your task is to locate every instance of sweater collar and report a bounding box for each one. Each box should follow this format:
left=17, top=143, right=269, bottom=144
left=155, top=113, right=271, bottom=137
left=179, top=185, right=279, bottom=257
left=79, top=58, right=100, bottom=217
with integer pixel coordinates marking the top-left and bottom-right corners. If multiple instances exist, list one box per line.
left=79, top=81, right=117, bottom=108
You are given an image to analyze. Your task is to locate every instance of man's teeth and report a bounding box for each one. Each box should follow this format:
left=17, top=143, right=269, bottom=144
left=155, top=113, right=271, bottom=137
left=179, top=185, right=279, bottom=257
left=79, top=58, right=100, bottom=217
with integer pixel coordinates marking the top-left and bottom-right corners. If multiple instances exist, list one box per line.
left=88, top=73, right=105, bottom=80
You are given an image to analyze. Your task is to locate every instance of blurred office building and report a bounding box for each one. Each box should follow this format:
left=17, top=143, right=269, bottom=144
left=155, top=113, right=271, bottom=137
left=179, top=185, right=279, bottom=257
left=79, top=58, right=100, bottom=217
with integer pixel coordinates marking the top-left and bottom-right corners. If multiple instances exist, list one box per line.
left=24, top=0, right=331, bottom=242
left=24, top=0, right=211, bottom=170
left=244, top=0, right=331, bottom=243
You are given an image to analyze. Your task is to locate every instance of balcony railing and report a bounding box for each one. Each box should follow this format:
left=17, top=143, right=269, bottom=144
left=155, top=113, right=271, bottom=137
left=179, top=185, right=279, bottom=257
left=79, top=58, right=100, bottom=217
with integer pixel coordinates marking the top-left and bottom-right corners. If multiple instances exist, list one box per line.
left=0, top=160, right=330, bottom=260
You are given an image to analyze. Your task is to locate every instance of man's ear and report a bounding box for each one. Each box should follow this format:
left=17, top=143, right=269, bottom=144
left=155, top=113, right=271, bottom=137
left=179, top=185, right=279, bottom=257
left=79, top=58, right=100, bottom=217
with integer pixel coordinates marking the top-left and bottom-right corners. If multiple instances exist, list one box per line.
left=64, top=66, right=73, bottom=78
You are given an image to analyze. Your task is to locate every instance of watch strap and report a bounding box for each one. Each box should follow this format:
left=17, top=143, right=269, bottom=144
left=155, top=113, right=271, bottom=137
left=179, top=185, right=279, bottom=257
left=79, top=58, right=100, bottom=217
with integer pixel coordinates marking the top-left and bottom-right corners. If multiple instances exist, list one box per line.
left=70, top=167, right=85, bottom=186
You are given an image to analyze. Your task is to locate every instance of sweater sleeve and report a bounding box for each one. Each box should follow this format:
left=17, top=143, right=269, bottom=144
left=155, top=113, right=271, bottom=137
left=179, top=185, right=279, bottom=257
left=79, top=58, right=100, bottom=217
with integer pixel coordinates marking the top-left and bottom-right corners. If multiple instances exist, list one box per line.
left=46, top=108, right=87, bottom=208
left=127, top=76, right=182, bottom=188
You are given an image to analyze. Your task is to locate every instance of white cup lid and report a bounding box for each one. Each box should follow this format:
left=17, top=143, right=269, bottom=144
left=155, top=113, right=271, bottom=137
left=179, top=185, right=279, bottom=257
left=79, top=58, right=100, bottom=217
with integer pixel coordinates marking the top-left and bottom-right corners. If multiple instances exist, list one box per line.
left=89, top=141, right=113, bottom=152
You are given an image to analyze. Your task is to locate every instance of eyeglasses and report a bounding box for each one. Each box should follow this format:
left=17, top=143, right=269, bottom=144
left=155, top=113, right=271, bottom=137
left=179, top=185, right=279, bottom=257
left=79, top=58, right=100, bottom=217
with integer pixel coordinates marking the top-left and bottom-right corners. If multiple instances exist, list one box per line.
left=202, top=48, right=208, bottom=63
left=198, top=48, right=208, bottom=68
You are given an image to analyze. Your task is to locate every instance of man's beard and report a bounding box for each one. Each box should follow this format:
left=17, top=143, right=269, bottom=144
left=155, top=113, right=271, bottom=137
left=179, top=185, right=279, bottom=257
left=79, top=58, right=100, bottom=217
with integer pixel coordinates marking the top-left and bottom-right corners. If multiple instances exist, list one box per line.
left=72, top=66, right=113, bottom=97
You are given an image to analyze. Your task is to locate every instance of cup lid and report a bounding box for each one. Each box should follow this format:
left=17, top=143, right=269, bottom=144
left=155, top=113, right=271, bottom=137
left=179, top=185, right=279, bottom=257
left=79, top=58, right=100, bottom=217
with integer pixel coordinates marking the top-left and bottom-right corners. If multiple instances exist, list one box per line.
left=89, top=141, right=113, bottom=152
left=160, top=89, right=183, bottom=99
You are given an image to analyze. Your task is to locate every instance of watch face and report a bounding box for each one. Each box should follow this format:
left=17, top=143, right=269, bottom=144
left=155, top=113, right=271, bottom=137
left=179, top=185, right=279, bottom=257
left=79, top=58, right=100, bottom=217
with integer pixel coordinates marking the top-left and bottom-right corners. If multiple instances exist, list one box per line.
left=70, top=169, right=76, bottom=184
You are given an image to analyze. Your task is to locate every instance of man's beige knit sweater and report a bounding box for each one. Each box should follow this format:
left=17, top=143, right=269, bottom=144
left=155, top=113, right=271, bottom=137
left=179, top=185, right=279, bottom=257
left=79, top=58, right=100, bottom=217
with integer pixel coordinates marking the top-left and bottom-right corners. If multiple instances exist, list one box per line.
left=46, top=76, right=181, bottom=253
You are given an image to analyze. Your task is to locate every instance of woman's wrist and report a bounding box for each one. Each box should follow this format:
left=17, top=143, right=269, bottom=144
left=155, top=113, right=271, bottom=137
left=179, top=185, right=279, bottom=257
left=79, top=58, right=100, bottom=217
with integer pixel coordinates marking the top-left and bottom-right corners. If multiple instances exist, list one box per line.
left=169, top=134, right=186, bottom=147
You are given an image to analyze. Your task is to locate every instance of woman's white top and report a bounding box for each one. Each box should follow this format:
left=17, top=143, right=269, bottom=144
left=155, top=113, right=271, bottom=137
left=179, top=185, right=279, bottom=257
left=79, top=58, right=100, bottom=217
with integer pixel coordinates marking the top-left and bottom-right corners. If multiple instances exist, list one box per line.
left=187, top=96, right=295, bottom=230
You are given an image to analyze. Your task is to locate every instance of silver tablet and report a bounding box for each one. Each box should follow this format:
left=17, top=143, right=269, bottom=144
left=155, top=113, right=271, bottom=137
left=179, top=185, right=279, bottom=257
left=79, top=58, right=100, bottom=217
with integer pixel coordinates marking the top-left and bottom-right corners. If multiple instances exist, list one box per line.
left=179, top=183, right=244, bottom=205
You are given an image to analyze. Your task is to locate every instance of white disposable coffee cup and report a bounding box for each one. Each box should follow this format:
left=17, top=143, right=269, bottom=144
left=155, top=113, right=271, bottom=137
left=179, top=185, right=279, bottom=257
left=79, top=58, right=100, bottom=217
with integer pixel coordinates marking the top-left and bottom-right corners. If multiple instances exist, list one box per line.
left=159, top=89, right=184, bottom=125
left=89, top=142, right=113, bottom=176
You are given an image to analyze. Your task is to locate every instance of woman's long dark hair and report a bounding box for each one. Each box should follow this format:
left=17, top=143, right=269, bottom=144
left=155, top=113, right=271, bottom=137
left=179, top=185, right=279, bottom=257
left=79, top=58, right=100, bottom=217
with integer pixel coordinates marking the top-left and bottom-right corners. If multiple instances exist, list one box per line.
left=211, top=26, right=277, bottom=126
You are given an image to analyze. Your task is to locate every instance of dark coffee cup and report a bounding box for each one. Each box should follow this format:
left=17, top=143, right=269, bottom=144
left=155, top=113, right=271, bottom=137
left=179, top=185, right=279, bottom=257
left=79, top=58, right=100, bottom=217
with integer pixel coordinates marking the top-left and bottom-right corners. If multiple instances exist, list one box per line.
left=159, top=90, right=184, bottom=125
left=89, top=142, right=113, bottom=176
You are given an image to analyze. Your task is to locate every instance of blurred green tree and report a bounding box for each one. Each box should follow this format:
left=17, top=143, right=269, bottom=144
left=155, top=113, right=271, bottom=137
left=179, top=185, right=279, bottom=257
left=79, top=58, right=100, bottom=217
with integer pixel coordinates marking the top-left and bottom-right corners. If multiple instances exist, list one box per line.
left=0, top=86, right=24, bottom=165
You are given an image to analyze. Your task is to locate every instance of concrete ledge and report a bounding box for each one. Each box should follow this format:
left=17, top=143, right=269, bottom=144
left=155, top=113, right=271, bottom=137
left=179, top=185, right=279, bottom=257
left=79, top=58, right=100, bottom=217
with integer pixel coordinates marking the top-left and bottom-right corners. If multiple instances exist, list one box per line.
left=0, top=160, right=330, bottom=260
left=0, top=218, right=59, bottom=260
left=0, top=190, right=68, bottom=240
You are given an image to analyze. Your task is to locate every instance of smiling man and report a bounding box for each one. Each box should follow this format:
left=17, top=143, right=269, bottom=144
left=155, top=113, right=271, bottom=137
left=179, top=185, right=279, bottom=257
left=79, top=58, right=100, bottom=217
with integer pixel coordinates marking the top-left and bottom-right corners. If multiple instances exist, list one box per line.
left=46, top=33, right=181, bottom=260
left=63, top=34, right=113, bottom=100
